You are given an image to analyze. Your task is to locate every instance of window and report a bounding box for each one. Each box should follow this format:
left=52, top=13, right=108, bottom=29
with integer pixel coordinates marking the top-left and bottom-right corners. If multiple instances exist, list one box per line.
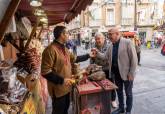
left=121, top=0, right=133, bottom=4
left=106, top=9, right=115, bottom=25
left=122, top=5, right=134, bottom=18
left=89, top=4, right=102, bottom=26
left=92, top=7, right=102, bottom=20
left=105, top=0, right=114, bottom=3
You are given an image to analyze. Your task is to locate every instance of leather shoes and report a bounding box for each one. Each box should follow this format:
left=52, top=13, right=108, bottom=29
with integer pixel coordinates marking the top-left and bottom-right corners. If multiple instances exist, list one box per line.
left=112, top=108, right=125, bottom=114
left=125, top=112, right=131, bottom=114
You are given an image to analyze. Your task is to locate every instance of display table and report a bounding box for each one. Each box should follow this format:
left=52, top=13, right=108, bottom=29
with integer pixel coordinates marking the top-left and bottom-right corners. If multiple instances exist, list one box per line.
left=73, top=79, right=117, bottom=114
left=0, top=77, right=48, bottom=114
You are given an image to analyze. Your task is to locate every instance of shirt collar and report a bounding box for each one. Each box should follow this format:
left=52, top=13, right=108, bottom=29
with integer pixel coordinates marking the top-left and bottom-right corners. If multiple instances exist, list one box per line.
left=113, top=39, right=120, bottom=45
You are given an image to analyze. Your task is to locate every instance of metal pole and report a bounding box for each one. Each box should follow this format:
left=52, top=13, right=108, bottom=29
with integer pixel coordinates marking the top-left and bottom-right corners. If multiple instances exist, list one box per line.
left=134, top=0, right=137, bottom=31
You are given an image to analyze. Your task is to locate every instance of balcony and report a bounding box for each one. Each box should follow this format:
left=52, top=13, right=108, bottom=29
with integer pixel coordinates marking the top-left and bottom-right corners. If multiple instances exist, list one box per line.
left=137, top=0, right=152, bottom=4
left=121, top=18, right=134, bottom=26
left=137, top=19, right=155, bottom=26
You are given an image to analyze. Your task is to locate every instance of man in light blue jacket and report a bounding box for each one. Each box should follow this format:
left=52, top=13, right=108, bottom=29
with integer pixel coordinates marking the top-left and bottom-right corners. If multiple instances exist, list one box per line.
left=92, top=27, right=137, bottom=114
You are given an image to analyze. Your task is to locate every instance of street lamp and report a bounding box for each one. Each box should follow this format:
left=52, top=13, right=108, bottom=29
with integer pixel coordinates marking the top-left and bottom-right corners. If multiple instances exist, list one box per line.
left=34, top=8, right=45, bottom=16
left=134, top=0, right=137, bottom=31
left=30, top=0, right=42, bottom=7
left=40, top=17, right=48, bottom=24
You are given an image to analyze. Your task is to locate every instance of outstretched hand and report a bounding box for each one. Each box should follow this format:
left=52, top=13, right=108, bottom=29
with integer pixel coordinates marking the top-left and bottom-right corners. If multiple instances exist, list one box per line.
left=64, top=78, right=73, bottom=86
left=90, top=48, right=98, bottom=58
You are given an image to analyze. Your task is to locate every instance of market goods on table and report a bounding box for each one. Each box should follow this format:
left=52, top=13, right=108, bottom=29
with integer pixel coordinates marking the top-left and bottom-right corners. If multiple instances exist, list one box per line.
left=0, top=65, right=28, bottom=105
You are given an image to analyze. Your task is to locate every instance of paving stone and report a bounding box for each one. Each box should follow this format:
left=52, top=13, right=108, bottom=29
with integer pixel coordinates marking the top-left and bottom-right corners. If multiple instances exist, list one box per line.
left=46, top=47, right=165, bottom=114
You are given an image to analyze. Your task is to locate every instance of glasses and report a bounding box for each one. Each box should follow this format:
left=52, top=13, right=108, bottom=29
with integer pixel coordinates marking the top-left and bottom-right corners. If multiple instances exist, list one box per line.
left=108, top=32, right=116, bottom=36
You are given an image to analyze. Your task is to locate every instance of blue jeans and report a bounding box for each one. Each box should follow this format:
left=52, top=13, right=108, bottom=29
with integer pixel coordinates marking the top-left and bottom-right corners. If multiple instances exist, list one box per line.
left=112, top=68, right=133, bottom=112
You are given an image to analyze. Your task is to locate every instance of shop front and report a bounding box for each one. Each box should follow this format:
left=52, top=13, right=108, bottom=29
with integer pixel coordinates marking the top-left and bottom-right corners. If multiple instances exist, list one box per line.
left=137, top=26, right=154, bottom=45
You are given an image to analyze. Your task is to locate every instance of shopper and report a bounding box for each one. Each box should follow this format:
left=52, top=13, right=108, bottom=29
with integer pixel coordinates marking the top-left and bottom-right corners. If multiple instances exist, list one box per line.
left=91, top=27, right=137, bottom=114
left=135, top=37, right=141, bottom=65
left=66, top=36, right=77, bottom=55
left=90, top=32, right=117, bottom=108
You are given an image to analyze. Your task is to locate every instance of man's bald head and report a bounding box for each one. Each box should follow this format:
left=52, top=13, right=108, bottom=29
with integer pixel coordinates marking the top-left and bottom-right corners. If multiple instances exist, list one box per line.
left=108, top=27, right=120, bottom=43
left=108, top=27, right=120, bottom=34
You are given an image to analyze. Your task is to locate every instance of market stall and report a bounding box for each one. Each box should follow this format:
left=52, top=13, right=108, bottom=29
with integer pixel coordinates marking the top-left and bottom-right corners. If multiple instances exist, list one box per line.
left=0, top=18, right=47, bottom=114
left=72, top=64, right=117, bottom=114
left=0, top=0, right=94, bottom=114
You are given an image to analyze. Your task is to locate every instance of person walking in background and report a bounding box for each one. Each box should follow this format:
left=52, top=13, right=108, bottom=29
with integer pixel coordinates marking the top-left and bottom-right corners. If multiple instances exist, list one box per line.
left=84, top=37, right=90, bottom=50
left=72, top=38, right=77, bottom=55
left=66, top=36, right=77, bottom=55
left=161, top=37, right=165, bottom=56
left=91, top=27, right=137, bottom=114
left=90, top=32, right=117, bottom=108
left=135, top=37, right=141, bottom=65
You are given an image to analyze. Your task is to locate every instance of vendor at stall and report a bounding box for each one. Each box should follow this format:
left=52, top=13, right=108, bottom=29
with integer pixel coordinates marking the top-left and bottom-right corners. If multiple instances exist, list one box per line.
left=41, top=25, right=92, bottom=114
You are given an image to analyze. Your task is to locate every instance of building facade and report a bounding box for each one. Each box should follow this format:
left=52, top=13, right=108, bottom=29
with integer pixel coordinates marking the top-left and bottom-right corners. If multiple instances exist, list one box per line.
left=68, top=0, right=163, bottom=41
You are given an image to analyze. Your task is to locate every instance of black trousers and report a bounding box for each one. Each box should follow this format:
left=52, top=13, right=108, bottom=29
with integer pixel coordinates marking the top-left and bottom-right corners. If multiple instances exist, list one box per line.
left=137, top=52, right=141, bottom=64
left=112, top=67, right=133, bottom=112
left=52, top=93, right=70, bottom=114
left=104, top=70, right=116, bottom=101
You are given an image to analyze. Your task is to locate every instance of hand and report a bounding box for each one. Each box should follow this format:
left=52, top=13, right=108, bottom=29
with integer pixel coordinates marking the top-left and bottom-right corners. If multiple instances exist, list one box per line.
left=90, top=48, right=98, bottom=58
left=127, top=74, right=134, bottom=81
left=71, top=75, right=78, bottom=79
left=89, top=51, right=96, bottom=58
left=25, top=75, right=37, bottom=91
left=64, top=78, right=74, bottom=86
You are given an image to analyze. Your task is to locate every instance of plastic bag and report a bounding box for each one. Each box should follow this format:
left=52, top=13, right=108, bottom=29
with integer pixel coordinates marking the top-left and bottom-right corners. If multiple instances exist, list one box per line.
left=1, top=67, right=17, bottom=89
left=0, top=67, right=28, bottom=104
left=86, top=64, right=102, bottom=75
left=88, top=71, right=106, bottom=81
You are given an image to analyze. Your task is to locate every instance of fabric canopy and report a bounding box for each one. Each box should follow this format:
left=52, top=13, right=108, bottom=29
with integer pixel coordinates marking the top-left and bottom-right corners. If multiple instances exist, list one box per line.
left=18, top=0, right=93, bottom=25
left=122, top=32, right=135, bottom=37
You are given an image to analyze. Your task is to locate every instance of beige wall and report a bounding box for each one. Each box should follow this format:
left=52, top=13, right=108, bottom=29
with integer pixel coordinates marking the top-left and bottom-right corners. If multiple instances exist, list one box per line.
left=115, top=0, right=121, bottom=25
left=137, top=2, right=155, bottom=26
left=79, top=0, right=156, bottom=32
left=101, top=0, right=121, bottom=28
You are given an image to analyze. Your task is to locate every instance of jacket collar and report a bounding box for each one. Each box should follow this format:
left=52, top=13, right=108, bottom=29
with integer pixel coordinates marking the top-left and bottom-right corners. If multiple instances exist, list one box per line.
left=53, top=40, right=65, bottom=48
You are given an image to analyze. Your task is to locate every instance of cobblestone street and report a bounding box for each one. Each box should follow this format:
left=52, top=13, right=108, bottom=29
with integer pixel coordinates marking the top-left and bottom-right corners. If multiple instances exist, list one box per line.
left=46, top=47, right=165, bottom=114
left=76, top=47, right=165, bottom=114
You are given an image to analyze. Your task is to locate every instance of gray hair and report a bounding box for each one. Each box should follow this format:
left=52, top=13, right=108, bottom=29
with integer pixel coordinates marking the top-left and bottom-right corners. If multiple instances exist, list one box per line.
left=94, top=32, right=105, bottom=39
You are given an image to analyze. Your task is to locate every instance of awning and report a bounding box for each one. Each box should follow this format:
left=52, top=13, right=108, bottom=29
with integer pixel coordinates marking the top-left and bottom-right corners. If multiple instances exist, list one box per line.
left=18, top=0, right=93, bottom=25
left=122, top=32, right=135, bottom=37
